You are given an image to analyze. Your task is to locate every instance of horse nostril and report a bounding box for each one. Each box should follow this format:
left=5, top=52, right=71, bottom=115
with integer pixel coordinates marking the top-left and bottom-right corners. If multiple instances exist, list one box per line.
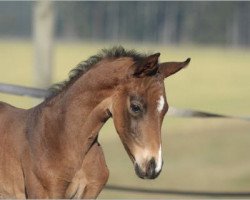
left=135, top=163, right=145, bottom=179
left=146, top=158, right=156, bottom=178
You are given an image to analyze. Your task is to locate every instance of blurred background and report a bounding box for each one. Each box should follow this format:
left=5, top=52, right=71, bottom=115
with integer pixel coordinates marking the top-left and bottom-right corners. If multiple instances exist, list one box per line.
left=0, top=1, right=250, bottom=198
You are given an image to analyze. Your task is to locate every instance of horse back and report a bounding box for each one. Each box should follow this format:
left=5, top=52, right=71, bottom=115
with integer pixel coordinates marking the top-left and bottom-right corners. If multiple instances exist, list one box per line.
left=0, top=101, right=23, bottom=112
left=0, top=101, right=28, bottom=148
left=0, top=101, right=27, bottom=129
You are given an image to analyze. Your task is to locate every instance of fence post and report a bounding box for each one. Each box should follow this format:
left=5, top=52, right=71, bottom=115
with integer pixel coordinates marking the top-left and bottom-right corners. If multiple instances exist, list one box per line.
left=33, top=1, right=55, bottom=89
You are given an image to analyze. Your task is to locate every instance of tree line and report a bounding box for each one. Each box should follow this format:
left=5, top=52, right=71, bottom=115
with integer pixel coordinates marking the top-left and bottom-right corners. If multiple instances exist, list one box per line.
left=0, top=1, right=250, bottom=47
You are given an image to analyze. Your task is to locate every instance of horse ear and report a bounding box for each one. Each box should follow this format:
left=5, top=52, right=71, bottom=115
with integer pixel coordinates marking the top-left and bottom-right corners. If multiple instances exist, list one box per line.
left=133, top=53, right=160, bottom=77
left=159, top=58, right=191, bottom=78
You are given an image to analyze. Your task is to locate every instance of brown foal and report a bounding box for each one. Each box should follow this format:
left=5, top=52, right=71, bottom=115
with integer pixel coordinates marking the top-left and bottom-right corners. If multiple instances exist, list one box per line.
left=0, top=47, right=190, bottom=198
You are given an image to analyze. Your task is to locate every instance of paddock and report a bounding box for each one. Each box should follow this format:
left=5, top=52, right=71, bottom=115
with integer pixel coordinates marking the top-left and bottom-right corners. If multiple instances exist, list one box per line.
left=0, top=41, right=250, bottom=198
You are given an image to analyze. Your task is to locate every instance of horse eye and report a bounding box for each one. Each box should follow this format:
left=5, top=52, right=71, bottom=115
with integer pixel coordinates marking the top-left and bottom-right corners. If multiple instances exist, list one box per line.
left=131, top=104, right=141, bottom=113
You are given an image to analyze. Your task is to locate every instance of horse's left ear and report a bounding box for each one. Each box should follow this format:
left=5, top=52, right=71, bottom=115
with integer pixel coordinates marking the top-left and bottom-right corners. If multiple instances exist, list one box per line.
left=159, top=58, right=191, bottom=78
left=133, top=53, right=160, bottom=77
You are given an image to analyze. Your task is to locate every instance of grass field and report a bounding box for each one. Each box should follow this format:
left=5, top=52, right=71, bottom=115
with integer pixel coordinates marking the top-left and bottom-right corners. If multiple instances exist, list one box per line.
left=0, top=40, right=250, bottom=198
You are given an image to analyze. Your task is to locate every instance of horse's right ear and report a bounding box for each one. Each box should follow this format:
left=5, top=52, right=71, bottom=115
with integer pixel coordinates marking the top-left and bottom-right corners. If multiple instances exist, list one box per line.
left=132, top=53, right=160, bottom=78
left=159, top=58, right=191, bottom=78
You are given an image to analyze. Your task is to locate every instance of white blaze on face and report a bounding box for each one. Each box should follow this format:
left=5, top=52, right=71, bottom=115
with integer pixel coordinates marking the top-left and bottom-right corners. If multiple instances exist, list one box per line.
left=157, top=95, right=165, bottom=113
left=155, top=145, right=162, bottom=173
left=155, top=95, right=164, bottom=172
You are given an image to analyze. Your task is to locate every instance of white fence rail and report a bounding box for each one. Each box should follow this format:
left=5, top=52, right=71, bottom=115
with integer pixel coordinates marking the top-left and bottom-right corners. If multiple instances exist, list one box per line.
left=1, top=82, right=249, bottom=121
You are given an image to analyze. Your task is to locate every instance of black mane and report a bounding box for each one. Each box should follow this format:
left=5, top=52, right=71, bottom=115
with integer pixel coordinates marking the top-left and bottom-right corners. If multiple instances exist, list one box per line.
left=46, top=46, right=147, bottom=100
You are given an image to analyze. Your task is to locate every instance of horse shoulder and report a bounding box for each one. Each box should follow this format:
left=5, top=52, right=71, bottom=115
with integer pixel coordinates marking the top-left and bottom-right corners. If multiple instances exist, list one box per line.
left=0, top=102, right=28, bottom=198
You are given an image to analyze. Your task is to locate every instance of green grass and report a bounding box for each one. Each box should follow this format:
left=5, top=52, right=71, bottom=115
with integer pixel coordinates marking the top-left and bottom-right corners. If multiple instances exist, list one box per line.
left=0, top=40, right=250, bottom=198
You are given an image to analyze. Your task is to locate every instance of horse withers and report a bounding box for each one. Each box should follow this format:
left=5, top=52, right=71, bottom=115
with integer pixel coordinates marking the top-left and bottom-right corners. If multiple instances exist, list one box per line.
left=0, top=47, right=190, bottom=198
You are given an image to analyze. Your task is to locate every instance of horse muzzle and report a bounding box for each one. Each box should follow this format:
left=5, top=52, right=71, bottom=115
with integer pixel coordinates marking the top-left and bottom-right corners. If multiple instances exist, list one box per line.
left=134, top=158, right=163, bottom=179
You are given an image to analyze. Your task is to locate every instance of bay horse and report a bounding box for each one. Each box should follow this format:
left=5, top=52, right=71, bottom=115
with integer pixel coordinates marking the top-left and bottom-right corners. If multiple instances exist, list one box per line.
left=0, top=46, right=190, bottom=198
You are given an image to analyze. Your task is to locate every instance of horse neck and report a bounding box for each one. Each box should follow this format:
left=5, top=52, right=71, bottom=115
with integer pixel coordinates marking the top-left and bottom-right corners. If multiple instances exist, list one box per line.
left=59, top=57, right=133, bottom=118
left=34, top=58, right=131, bottom=162
left=61, top=58, right=128, bottom=118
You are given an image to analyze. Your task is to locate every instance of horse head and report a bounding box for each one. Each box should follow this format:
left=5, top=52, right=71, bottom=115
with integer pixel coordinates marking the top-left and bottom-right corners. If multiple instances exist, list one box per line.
left=109, top=53, right=190, bottom=179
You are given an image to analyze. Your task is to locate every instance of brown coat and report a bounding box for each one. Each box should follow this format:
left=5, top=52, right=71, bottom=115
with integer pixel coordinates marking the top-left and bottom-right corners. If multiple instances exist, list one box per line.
left=0, top=47, right=190, bottom=198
